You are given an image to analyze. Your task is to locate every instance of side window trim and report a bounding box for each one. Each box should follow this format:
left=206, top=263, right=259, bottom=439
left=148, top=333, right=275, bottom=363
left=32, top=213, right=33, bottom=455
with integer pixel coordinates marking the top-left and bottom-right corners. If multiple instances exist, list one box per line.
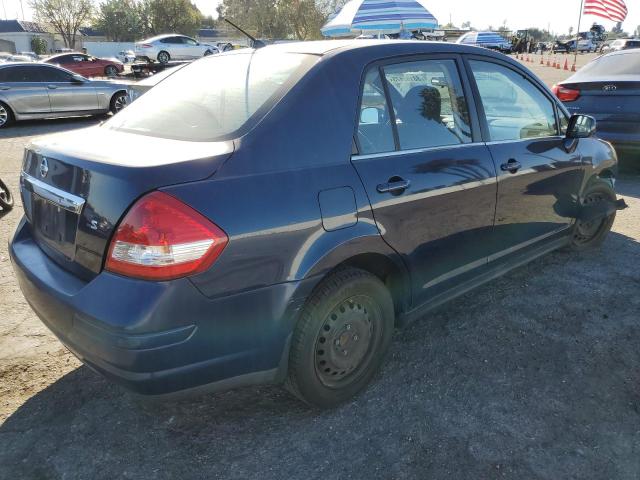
left=462, top=55, right=562, bottom=143
left=378, top=65, right=400, bottom=150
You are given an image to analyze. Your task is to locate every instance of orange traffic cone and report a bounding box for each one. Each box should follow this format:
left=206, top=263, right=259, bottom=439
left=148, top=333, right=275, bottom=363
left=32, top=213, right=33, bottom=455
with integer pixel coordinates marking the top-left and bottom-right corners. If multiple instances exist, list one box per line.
left=571, top=63, right=577, bottom=72
left=556, top=58, right=561, bottom=69
left=540, top=55, right=545, bottom=65
left=547, top=57, right=551, bottom=66
left=563, top=58, right=569, bottom=70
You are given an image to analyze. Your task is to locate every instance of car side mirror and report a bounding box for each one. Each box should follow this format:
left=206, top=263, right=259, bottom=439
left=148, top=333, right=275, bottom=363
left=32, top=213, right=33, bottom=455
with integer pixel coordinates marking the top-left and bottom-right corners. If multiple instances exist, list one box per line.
left=360, top=107, right=381, bottom=124
left=566, top=114, right=596, bottom=139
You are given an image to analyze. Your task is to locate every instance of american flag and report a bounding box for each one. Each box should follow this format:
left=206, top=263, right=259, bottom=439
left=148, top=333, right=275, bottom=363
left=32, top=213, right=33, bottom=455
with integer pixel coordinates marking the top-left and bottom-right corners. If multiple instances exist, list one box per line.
left=583, top=0, right=628, bottom=22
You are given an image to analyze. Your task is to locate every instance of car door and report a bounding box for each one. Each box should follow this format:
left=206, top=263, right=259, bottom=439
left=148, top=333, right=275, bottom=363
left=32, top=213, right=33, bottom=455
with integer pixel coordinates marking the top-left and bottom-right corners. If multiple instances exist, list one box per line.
left=466, top=58, right=584, bottom=257
left=164, top=36, right=186, bottom=59
left=0, top=65, right=50, bottom=115
left=40, top=65, right=99, bottom=112
left=351, top=56, right=498, bottom=306
left=181, top=36, right=201, bottom=58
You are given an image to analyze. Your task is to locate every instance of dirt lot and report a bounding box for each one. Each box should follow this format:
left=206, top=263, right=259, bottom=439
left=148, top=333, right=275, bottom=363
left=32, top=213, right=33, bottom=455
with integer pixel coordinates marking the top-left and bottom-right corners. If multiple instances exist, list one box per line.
left=1, top=58, right=639, bottom=480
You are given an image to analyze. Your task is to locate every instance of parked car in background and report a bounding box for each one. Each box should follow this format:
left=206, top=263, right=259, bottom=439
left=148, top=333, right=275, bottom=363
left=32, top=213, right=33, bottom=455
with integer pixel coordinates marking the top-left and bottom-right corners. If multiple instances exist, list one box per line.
left=128, top=63, right=186, bottom=102
left=44, top=53, right=124, bottom=77
left=7, top=55, right=35, bottom=63
left=0, top=62, right=129, bottom=128
left=9, top=41, right=623, bottom=409
left=117, top=50, right=136, bottom=63
left=54, top=48, right=73, bottom=54
left=18, top=51, right=39, bottom=60
left=0, top=52, right=13, bottom=63
left=600, top=38, right=640, bottom=55
left=135, top=34, right=219, bottom=63
left=456, top=31, right=512, bottom=53
left=553, top=48, right=640, bottom=162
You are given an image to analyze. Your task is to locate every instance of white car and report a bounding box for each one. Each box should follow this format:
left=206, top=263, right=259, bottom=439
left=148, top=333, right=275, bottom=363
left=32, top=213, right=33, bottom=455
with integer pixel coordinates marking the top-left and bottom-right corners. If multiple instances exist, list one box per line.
left=134, top=34, right=219, bottom=63
left=117, top=50, right=136, bottom=63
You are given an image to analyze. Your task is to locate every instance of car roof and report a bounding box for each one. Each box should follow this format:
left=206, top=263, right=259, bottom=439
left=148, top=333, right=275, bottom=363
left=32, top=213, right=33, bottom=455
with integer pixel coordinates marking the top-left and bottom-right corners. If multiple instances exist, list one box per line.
left=141, top=33, right=189, bottom=42
left=258, top=39, right=507, bottom=59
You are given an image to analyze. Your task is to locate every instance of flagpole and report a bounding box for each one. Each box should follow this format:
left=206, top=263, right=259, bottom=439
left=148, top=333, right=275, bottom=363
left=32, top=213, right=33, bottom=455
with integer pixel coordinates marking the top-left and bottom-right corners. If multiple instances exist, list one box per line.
left=575, top=0, right=584, bottom=66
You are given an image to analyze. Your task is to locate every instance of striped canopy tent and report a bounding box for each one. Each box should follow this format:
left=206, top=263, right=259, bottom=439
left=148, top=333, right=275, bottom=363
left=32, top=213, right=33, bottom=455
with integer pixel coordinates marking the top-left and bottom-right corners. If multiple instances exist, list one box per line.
left=456, top=31, right=510, bottom=48
left=321, top=0, right=438, bottom=37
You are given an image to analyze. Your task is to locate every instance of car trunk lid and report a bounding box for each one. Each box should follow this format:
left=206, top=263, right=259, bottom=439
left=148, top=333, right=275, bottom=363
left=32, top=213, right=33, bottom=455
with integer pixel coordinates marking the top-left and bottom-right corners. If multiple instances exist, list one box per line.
left=562, top=80, right=640, bottom=134
left=20, top=126, right=233, bottom=280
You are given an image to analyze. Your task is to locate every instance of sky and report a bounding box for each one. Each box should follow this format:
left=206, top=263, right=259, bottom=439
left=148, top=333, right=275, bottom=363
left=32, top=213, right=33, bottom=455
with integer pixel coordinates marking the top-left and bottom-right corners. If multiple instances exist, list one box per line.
left=1, top=0, right=639, bottom=36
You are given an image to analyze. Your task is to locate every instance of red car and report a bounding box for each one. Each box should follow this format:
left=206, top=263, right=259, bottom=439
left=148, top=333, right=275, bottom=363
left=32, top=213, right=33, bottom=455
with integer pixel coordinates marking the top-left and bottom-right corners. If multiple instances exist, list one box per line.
left=44, top=53, right=124, bottom=77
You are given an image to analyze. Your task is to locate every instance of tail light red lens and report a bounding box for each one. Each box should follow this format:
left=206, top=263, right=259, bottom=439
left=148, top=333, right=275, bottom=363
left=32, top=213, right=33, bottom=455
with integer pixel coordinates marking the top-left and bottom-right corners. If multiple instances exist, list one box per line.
left=552, top=84, right=581, bottom=102
left=105, top=191, right=228, bottom=281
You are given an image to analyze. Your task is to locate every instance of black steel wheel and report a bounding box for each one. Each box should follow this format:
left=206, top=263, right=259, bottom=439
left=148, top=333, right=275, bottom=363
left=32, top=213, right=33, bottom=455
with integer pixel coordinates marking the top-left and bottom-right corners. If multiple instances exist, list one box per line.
left=0, top=177, right=14, bottom=210
left=285, top=267, right=394, bottom=408
left=571, top=179, right=616, bottom=250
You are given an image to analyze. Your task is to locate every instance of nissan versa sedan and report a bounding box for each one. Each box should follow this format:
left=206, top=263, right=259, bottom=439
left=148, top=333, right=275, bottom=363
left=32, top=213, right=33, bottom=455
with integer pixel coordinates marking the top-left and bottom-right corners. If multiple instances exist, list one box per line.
left=0, top=63, right=129, bottom=128
left=10, top=41, right=623, bottom=408
left=553, top=48, right=640, bottom=162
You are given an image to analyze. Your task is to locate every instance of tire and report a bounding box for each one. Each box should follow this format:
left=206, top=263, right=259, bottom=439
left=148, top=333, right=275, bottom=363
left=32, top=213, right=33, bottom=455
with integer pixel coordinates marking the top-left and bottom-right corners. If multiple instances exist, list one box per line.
left=203, top=49, right=213, bottom=56
left=0, top=177, right=13, bottom=211
left=109, top=91, right=128, bottom=114
left=285, top=267, right=394, bottom=409
left=104, top=65, right=118, bottom=77
left=0, top=101, right=13, bottom=129
left=157, top=51, right=170, bottom=64
left=570, top=178, right=617, bottom=251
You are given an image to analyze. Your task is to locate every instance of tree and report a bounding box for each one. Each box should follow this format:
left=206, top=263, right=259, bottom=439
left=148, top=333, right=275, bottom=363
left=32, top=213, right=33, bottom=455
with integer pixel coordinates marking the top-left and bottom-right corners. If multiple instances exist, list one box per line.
left=145, top=0, right=203, bottom=37
left=30, top=36, right=48, bottom=54
left=95, top=0, right=143, bottom=41
left=30, top=0, right=93, bottom=49
left=461, top=20, right=472, bottom=30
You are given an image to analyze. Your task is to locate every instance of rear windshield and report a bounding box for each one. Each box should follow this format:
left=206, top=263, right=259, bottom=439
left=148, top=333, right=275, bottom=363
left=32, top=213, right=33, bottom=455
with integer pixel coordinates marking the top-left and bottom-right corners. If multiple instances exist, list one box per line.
left=578, top=52, right=640, bottom=76
left=106, top=51, right=317, bottom=141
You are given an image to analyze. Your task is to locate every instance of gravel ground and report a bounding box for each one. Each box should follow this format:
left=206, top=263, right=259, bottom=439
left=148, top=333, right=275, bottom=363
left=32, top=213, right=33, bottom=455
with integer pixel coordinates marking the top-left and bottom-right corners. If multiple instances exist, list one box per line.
left=1, top=63, right=639, bottom=479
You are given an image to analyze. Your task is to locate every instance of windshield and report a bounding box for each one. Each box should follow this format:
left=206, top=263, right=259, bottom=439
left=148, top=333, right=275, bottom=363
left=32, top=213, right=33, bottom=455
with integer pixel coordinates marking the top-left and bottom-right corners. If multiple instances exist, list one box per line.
left=578, top=52, right=640, bottom=76
left=106, top=51, right=317, bottom=141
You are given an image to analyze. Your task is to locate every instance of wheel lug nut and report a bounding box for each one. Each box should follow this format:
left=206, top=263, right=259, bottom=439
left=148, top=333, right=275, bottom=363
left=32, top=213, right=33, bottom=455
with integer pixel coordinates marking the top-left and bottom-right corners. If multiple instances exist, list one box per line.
left=334, top=339, right=341, bottom=346
left=353, top=334, right=359, bottom=341
left=346, top=324, right=351, bottom=330
left=343, top=350, right=348, bottom=356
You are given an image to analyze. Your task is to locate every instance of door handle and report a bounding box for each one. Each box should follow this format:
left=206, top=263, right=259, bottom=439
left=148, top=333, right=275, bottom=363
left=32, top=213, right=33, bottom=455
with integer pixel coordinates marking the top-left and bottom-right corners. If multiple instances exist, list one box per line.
left=500, top=159, right=522, bottom=174
left=47, top=84, right=58, bottom=89
left=377, top=178, right=410, bottom=194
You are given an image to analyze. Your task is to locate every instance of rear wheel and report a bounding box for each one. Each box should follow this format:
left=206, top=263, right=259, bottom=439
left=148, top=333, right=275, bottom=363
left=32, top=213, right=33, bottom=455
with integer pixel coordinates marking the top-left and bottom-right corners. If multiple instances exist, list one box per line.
left=157, top=51, right=170, bottom=64
left=110, top=91, right=128, bottom=114
left=104, top=65, right=118, bottom=77
left=571, top=179, right=617, bottom=250
left=204, top=49, right=213, bottom=56
left=0, top=177, right=13, bottom=211
left=0, top=102, right=13, bottom=129
left=285, top=268, right=394, bottom=408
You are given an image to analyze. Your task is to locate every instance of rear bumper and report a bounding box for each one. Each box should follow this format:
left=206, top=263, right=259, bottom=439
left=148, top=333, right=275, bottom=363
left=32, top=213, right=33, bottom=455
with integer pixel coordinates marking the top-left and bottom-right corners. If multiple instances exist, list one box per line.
left=10, top=217, right=315, bottom=395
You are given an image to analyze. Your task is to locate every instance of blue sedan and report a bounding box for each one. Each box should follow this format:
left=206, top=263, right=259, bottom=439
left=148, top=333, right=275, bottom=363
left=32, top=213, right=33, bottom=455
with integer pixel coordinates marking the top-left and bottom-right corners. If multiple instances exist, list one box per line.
left=553, top=49, right=640, bottom=164
left=10, top=41, right=623, bottom=408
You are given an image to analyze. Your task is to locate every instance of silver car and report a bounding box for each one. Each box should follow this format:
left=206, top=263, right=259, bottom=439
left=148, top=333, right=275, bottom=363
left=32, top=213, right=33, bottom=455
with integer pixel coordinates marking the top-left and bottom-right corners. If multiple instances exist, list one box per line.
left=134, top=34, right=219, bottom=63
left=0, top=63, right=130, bottom=128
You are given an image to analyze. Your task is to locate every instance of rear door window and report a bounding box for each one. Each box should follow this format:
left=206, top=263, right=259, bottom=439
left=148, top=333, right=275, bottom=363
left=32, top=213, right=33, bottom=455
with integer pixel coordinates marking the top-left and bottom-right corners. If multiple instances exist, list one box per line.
left=469, top=60, right=558, bottom=141
left=382, top=59, right=473, bottom=150
left=3, top=66, right=42, bottom=82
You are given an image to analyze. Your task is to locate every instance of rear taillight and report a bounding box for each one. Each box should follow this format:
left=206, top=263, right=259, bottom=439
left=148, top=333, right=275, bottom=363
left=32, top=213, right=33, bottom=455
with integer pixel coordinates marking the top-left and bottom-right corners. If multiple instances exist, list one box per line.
left=105, top=191, right=227, bottom=281
left=552, top=84, right=581, bottom=102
